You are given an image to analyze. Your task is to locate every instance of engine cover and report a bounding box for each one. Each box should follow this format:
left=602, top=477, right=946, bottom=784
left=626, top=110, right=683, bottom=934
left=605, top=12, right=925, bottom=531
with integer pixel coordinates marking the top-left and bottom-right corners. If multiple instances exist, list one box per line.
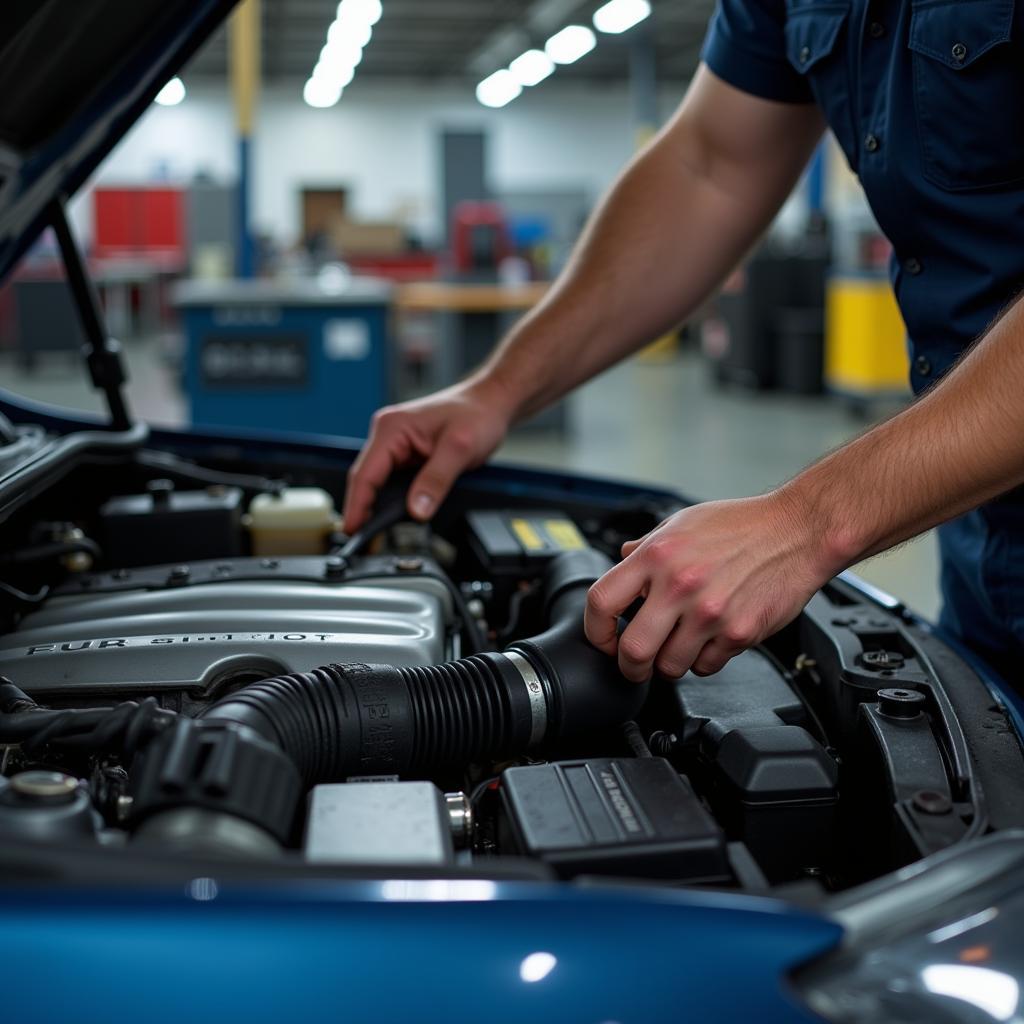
left=0, top=579, right=447, bottom=699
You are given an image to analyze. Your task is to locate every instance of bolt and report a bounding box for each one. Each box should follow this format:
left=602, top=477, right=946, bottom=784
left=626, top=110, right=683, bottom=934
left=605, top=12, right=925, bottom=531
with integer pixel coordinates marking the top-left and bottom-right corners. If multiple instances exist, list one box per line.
left=147, top=478, right=174, bottom=505
left=111, top=568, right=130, bottom=581
left=324, top=555, right=347, bottom=579
left=395, top=556, right=424, bottom=573
left=215, top=563, right=232, bottom=576
left=116, top=794, right=134, bottom=823
left=861, top=649, right=906, bottom=671
left=260, top=558, right=280, bottom=570
left=648, top=731, right=678, bottom=757
left=912, top=789, right=952, bottom=815
left=878, top=687, right=926, bottom=719
left=167, top=565, right=191, bottom=585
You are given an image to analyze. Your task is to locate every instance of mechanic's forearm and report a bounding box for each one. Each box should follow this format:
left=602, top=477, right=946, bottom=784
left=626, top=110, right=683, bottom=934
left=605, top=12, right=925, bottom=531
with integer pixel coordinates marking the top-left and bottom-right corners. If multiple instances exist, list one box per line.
left=474, top=77, right=823, bottom=422
left=780, top=297, right=1024, bottom=574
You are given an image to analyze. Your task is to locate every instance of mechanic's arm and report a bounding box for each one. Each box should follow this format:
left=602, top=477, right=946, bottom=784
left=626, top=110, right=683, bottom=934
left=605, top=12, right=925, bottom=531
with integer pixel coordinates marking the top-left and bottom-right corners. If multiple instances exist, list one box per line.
left=342, top=66, right=824, bottom=532
left=587, top=297, right=1024, bottom=682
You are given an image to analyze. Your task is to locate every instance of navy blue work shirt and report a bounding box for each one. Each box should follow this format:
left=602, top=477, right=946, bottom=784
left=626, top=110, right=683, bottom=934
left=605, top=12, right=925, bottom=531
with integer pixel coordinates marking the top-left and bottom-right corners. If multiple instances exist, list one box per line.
left=703, top=0, right=1024, bottom=680
left=703, top=0, right=1024, bottom=391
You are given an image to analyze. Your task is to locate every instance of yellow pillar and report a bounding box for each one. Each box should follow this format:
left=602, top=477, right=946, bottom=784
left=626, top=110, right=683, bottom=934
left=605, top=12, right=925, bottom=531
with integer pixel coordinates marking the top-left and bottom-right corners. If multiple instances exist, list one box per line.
left=230, top=0, right=260, bottom=276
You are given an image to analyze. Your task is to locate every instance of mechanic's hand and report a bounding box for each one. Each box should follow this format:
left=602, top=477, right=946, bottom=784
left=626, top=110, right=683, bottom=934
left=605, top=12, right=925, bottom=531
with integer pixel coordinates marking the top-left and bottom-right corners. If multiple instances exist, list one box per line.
left=584, top=494, right=839, bottom=682
left=343, top=377, right=515, bottom=533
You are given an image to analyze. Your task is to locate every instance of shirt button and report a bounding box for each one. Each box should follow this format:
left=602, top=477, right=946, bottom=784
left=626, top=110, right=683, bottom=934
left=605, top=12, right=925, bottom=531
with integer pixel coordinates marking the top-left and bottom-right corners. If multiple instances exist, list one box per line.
left=951, top=42, right=967, bottom=63
left=799, top=45, right=811, bottom=63
left=905, top=257, right=923, bottom=275
left=869, top=21, right=885, bottom=38
left=864, top=133, right=880, bottom=153
left=915, top=355, right=932, bottom=376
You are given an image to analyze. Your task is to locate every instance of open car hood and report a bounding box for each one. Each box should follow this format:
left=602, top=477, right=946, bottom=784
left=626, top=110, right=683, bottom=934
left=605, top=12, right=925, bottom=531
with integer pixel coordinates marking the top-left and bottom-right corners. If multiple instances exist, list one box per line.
left=0, top=0, right=237, bottom=286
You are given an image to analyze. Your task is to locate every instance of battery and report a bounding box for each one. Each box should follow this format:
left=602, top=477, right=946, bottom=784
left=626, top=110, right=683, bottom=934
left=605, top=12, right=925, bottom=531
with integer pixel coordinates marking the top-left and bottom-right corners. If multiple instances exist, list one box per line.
left=466, top=509, right=587, bottom=578
left=500, top=757, right=731, bottom=882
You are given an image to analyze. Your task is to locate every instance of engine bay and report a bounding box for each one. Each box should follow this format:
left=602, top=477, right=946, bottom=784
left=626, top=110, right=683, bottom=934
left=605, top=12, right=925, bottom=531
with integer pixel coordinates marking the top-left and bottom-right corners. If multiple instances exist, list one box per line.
left=1, top=424, right=1022, bottom=896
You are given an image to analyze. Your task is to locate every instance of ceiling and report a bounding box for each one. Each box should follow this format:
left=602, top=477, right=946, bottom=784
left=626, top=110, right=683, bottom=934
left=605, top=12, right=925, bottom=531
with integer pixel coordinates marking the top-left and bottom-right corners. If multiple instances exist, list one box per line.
left=185, top=0, right=717, bottom=88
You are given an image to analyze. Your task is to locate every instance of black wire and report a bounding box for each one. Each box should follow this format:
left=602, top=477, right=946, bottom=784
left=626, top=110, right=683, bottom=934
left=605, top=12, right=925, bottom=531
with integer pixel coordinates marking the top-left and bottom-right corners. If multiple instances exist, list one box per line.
left=0, top=697, right=174, bottom=755
left=622, top=721, right=654, bottom=758
left=469, top=774, right=500, bottom=807
left=0, top=538, right=101, bottom=566
left=0, top=410, right=18, bottom=445
left=135, top=451, right=286, bottom=496
left=0, top=580, right=50, bottom=604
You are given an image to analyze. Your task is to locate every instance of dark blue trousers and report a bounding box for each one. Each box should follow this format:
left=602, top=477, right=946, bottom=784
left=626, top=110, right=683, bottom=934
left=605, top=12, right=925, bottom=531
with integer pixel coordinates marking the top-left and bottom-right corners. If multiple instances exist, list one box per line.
left=938, top=500, right=1024, bottom=690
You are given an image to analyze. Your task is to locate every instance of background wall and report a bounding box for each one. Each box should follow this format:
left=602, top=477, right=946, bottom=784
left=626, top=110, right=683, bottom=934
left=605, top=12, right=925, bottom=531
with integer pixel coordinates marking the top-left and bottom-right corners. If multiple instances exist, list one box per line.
left=70, top=80, right=690, bottom=251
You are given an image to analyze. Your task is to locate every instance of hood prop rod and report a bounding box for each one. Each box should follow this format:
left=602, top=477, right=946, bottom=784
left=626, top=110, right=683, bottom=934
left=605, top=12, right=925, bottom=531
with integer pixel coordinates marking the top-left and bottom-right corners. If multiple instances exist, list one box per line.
left=48, top=196, right=132, bottom=432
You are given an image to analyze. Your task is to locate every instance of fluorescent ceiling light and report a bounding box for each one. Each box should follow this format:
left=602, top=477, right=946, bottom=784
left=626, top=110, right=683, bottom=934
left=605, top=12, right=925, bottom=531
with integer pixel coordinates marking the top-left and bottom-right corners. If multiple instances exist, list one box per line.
left=544, top=25, right=596, bottom=65
left=509, top=49, right=555, bottom=87
left=320, top=38, right=365, bottom=72
left=328, top=16, right=373, bottom=48
left=313, top=60, right=356, bottom=90
left=593, top=0, right=651, bottom=34
left=337, top=0, right=382, bottom=26
left=154, top=77, right=186, bottom=106
left=303, top=77, right=342, bottom=108
left=476, top=69, right=522, bottom=108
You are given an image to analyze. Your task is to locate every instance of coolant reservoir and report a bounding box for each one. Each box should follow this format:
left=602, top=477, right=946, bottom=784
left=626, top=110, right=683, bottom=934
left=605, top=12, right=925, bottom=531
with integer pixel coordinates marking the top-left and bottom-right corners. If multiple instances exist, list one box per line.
left=247, top=488, right=339, bottom=556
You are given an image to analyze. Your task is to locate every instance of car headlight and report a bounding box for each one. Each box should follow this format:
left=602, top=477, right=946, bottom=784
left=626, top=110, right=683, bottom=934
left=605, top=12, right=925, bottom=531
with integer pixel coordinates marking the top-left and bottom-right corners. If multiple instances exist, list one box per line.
left=794, top=831, right=1024, bottom=1023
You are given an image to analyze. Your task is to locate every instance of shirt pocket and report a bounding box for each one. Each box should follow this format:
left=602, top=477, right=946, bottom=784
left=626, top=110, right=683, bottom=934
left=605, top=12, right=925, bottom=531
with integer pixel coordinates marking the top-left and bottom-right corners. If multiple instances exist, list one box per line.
left=784, top=1, right=851, bottom=73
left=909, top=0, right=1024, bottom=190
left=784, top=2, right=856, bottom=158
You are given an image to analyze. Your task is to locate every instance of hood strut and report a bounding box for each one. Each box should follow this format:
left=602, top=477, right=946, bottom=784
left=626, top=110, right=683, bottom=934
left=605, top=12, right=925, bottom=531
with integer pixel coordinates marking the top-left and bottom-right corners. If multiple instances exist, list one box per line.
left=48, top=197, right=132, bottom=431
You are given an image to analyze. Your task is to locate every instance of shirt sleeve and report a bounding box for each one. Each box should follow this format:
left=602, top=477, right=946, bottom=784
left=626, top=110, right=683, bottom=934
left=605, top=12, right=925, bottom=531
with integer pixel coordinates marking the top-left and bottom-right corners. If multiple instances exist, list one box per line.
left=701, top=0, right=814, bottom=104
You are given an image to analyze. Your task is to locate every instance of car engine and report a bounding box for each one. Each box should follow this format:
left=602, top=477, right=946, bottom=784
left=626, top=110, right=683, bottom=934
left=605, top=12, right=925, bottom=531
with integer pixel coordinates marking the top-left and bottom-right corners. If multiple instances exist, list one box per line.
left=0, top=436, right=1020, bottom=896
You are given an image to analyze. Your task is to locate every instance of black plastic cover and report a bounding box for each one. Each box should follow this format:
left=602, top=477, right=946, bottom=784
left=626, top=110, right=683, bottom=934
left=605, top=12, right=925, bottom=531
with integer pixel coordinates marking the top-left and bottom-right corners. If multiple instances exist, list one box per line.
left=99, top=485, right=244, bottom=568
left=674, top=649, right=838, bottom=879
left=500, top=757, right=730, bottom=881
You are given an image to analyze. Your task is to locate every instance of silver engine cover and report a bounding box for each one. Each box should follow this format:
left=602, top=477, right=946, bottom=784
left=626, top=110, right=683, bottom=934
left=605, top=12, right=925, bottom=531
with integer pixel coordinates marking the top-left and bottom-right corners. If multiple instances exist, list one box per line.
left=0, top=579, right=448, bottom=699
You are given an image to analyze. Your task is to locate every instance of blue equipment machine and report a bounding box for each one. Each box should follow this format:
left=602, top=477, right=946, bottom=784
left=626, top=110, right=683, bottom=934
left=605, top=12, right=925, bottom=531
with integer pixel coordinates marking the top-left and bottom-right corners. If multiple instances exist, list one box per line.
left=177, top=277, right=392, bottom=438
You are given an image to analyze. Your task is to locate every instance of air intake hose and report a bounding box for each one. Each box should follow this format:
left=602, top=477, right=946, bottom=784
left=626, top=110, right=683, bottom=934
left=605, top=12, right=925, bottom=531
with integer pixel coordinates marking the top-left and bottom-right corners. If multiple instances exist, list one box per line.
left=130, top=549, right=646, bottom=850
left=202, top=548, right=646, bottom=786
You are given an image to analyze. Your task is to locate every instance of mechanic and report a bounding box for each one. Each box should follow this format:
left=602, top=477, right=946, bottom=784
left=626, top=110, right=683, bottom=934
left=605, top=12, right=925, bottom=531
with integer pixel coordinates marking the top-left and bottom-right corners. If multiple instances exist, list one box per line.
left=344, top=1, right=1024, bottom=688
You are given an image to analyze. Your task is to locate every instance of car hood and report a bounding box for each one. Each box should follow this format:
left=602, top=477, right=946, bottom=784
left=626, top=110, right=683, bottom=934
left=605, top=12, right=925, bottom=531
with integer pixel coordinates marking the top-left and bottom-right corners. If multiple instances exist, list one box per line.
left=0, top=879, right=840, bottom=1024
left=0, top=0, right=237, bottom=286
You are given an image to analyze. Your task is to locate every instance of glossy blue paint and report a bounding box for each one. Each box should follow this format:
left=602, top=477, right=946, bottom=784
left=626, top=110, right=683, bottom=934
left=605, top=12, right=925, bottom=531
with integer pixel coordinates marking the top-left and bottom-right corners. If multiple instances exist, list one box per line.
left=0, top=881, right=840, bottom=1024
left=0, top=389, right=686, bottom=515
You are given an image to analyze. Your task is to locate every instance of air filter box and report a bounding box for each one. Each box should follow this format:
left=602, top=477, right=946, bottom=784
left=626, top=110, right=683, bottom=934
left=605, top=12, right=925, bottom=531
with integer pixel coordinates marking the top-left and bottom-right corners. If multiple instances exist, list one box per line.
left=499, top=757, right=730, bottom=882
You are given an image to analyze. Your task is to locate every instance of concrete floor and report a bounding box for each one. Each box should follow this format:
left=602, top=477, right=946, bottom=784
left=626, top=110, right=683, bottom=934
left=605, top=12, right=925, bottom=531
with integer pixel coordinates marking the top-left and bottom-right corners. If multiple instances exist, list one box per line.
left=0, top=339, right=940, bottom=618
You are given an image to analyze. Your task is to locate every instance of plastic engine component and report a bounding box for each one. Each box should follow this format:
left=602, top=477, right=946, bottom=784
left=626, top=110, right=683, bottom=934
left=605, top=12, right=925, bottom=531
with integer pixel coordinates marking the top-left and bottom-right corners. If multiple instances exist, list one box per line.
left=304, top=781, right=454, bottom=865
left=99, top=483, right=243, bottom=568
left=674, top=648, right=838, bottom=880
left=499, top=757, right=730, bottom=881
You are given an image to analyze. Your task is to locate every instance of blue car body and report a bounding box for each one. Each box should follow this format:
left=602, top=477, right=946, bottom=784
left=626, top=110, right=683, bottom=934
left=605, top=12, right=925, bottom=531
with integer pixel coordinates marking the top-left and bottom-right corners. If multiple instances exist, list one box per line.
left=1, top=3, right=1022, bottom=1021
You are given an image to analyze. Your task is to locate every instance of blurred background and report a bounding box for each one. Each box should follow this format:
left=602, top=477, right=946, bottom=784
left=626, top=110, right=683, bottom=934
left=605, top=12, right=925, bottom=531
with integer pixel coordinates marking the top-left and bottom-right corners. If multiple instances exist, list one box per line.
left=0, top=0, right=937, bottom=615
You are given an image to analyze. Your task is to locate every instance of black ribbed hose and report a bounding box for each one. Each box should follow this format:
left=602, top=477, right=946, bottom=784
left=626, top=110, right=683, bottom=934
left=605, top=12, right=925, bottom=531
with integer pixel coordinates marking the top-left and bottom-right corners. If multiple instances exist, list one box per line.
left=203, top=549, right=648, bottom=787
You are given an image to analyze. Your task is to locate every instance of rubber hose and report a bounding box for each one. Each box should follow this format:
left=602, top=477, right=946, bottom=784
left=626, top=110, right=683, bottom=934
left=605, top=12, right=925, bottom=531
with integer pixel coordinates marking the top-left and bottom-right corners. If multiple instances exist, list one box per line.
left=204, top=550, right=647, bottom=786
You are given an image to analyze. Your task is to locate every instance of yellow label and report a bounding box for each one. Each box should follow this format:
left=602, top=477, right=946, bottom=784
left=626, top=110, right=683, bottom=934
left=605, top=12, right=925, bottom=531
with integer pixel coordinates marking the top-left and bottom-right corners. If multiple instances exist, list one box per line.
left=511, top=518, right=545, bottom=551
left=544, top=518, right=585, bottom=550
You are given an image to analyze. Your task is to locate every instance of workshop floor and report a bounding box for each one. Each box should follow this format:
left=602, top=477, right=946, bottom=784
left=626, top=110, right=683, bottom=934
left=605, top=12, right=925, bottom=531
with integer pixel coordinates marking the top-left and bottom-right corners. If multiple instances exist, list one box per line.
left=0, top=337, right=940, bottom=618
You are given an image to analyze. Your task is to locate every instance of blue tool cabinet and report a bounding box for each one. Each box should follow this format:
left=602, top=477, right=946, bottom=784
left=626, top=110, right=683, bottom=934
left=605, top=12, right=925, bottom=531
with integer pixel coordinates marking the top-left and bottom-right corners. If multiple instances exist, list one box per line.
left=176, top=277, right=392, bottom=439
